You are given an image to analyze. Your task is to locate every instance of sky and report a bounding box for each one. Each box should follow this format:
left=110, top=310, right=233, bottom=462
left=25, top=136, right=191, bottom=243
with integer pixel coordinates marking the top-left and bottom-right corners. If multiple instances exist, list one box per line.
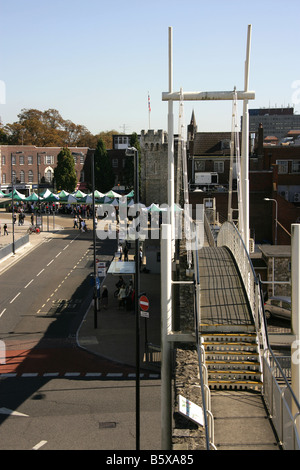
left=1, top=0, right=300, bottom=137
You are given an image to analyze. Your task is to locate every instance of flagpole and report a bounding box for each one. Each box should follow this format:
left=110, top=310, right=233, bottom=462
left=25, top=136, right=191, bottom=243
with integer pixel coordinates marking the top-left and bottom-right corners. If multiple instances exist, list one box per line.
left=148, top=92, right=151, bottom=130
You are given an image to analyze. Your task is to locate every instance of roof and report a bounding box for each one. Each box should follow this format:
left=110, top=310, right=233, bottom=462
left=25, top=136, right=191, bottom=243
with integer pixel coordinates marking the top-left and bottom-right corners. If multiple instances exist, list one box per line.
left=259, top=245, right=291, bottom=258
left=192, top=132, right=237, bottom=157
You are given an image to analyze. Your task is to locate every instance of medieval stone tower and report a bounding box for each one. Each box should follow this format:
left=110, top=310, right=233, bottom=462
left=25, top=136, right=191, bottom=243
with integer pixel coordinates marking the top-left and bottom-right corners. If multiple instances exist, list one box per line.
left=140, top=129, right=168, bottom=206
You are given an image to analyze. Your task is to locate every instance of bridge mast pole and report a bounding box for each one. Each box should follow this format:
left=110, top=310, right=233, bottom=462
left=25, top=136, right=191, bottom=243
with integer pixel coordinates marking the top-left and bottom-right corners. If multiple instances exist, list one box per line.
left=241, top=25, right=252, bottom=252
left=291, top=224, right=300, bottom=434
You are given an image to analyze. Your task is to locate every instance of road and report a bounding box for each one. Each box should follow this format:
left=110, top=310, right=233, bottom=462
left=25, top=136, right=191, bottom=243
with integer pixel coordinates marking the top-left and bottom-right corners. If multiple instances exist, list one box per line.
left=0, top=219, right=161, bottom=450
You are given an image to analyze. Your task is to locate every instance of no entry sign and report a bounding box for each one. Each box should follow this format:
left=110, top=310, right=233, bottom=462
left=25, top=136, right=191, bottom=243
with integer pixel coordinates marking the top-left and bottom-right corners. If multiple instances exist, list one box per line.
left=139, top=295, right=149, bottom=311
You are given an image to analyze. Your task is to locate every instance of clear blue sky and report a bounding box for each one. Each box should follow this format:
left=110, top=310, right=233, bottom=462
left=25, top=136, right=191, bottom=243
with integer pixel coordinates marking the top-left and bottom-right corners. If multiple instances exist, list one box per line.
left=1, top=0, right=300, bottom=136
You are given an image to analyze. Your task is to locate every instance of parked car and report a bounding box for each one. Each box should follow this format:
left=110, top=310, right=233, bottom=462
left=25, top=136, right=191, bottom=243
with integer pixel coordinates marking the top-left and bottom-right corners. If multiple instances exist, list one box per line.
left=264, top=296, right=291, bottom=320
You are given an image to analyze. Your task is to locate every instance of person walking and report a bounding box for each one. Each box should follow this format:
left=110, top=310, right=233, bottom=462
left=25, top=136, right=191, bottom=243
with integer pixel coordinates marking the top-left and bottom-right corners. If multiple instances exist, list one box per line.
left=3, top=223, right=8, bottom=235
left=101, top=286, right=108, bottom=310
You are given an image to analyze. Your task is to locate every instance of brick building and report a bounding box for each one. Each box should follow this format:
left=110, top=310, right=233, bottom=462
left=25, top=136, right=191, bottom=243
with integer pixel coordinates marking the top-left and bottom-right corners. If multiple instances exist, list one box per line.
left=0, top=145, right=92, bottom=195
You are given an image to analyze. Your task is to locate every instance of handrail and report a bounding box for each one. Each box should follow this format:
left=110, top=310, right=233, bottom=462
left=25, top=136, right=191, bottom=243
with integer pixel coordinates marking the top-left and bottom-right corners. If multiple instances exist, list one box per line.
left=217, top=220, right=300, bottom=449
left=192, top=222, right=215, bottom=450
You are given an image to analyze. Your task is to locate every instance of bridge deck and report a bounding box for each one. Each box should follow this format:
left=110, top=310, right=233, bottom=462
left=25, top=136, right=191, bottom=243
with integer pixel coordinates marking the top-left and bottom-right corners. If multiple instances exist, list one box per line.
left=198, top=246, right=254, bottom=328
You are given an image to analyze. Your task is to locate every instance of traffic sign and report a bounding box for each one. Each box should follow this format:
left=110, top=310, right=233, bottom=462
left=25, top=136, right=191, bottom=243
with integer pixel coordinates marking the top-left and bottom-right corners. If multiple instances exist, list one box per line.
left=139, top=295, right=149, bottom=311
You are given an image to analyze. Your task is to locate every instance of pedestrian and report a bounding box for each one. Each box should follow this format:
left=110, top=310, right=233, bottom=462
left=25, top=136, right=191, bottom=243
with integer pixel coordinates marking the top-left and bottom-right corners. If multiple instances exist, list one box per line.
left=118, top=284, right=126, bottom=309
left=101, top=286, right=108, bottom=309
left=31, top=213, right=34, bottom=225
left=123, top=244, right=129, bottom=261
left=3, top=223, right=8, bottom=235
left=73, top=215, right=78, bottom=228
left=139, top=246, right=143, bottom=271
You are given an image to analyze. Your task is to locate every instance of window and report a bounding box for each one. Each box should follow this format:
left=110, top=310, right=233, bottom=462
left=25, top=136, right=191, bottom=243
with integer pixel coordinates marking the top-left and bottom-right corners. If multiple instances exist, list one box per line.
left=80, top=154, right=84, bottom=164
left=28, top=170, right=33, bottom=183
left=73, top=156, right=77, bottom=164
left=45, top=155, right=54, bottom=165
left=2, top=156, right=5, bottom=165
left=112, top=159, right=118, bottom=168
left=2, top=173, right=6, bottom=184
left=46, top=169, right=52, bottom=183
left=12, top=155, right=16, bottom=165
left=292, top=160, right=300, bottom=173
left=20, top=155, right=24, bottom=165
left=12, top=170, right=16, bottom=183
left=277, top=160, right=289, bottom=174
left=194, top=160, right=205, bottom=171
left=214, top=161, right=224, bottom=173
left=20, top=170, right=25, bottom=183
left=28, top=155, right=33, bottom=165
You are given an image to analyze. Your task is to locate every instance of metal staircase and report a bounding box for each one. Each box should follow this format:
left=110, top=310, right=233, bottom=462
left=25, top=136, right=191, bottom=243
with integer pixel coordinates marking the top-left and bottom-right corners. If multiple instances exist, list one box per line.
left=201, top=330, right=262, bottom=390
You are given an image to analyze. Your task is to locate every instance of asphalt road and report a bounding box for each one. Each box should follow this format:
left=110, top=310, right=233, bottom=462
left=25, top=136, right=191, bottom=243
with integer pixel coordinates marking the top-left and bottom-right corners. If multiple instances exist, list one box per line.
left=0, top=221, right=162, bottom=450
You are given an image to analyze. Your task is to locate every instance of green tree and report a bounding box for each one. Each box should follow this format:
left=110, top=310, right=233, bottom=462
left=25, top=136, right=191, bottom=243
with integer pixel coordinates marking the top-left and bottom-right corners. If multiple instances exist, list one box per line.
left=54, top=147, right=77, bottom=192
left=94, top=138, right=115, bottom=192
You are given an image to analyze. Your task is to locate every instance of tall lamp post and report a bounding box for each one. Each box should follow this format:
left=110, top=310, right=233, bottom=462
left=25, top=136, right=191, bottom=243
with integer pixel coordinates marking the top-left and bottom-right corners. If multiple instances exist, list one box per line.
left=37, top=152, right=46, bottom=229
left=11, top=151, right=23, bottom=255
left=264, top=197, right=278, bottom=245
left=126, top=146, right=140, bottom=450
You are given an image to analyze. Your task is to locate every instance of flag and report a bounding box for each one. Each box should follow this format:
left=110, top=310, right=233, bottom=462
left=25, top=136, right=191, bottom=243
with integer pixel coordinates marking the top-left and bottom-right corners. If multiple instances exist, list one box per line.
left=148, top=93, right=151, bottom=112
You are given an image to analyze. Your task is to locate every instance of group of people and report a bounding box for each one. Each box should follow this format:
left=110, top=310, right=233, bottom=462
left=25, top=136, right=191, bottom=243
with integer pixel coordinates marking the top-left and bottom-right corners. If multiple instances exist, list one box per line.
left=73, top=214, right=88, bottom=232
left=116, top=276, right=134, bottom=310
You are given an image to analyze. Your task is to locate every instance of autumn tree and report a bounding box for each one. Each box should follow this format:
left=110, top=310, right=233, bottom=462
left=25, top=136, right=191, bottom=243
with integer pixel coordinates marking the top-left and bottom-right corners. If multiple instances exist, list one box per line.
left=54, top=147, right=77, bottom=192
left=94, top=138, right=115, bottom=193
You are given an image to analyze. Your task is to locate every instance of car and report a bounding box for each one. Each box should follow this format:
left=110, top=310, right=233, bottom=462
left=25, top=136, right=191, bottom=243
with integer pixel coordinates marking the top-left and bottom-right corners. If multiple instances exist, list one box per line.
left=264, top=296, right=291, bottom=321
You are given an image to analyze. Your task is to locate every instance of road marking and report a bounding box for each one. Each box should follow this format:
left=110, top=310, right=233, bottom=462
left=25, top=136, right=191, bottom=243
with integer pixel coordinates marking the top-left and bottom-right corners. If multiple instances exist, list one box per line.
left=47, top=259, right=54, bottom=266
left=0, top=407, right=28, bottom=417
left=63, top=244, right=69, bottom=250
left=37, top=269, right=45, bottom=277
left=0, top=308, right=6, bottom=318
left=32, top=440, right=47, bottom=450
left=10, top=292, right=21, bottom=304
left=55, top=252, right=62, bottom=258
left=24, top=279, right=34, bottom=289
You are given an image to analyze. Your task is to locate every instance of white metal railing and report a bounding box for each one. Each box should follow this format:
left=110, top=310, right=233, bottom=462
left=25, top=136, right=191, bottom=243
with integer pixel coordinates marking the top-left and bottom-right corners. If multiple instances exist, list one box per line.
left=217, top=220, right=300, bottom=450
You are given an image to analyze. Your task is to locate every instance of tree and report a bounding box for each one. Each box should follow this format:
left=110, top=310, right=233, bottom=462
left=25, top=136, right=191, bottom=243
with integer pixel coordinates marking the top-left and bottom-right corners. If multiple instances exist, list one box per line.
left=94, top=138, right=115, bottom=193
left=54, top=147, right=77, bottom=192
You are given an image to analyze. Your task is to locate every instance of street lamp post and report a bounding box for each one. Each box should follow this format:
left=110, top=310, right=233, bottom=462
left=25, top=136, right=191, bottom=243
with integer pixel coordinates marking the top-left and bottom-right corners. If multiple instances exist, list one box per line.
left=37, top=152, right=46, bottom=229
left=11, top=151, right=23, bottom=255
left=264, top=198, right=278, bottom=245
left=126, top=146, right=140, bottom=450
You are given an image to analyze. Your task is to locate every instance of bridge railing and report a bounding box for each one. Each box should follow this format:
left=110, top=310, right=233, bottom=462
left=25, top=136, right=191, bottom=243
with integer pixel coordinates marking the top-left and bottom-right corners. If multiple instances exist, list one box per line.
left=217, top=221, right=268, bottom=352
left=217, top=220, right=300, bottom=450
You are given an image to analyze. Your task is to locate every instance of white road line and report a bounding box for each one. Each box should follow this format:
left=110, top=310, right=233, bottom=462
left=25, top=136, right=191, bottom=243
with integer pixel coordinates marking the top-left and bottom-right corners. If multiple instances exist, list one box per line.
left=10, top=292, right=21, bottom=304
left=0, top=308, right=6, bottom=318
left=47, top=259, right=54, bottom=266
left=37, top=269, right=45, bottom=277
left=55, top=252, right=62, bottom=258
left=24, top=279, right=34, bottom=289
left=63, top=244, right=69, bottom=250
left=32, top=440, right=47, bottom=450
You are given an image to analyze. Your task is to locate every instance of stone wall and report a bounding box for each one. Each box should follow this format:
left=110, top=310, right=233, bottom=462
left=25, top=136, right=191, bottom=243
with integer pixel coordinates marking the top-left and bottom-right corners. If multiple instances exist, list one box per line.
left=172, top=239, right=207, bottom=450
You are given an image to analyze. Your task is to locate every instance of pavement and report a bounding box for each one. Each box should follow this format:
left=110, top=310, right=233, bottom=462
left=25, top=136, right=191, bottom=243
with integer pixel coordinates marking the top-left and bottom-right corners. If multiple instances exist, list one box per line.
left=0, top=209, right=161, bottom=373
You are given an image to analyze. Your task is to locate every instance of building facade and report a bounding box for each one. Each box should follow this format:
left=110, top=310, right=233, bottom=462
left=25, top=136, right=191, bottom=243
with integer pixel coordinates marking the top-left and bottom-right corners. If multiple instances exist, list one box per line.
left=0, top=145, right=91, bottom=195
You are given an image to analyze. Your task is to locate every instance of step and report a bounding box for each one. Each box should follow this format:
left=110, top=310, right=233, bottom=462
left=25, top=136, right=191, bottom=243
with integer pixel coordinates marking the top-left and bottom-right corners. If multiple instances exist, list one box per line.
left=203, top=342, right=258, bottom=352
left=208, top=379, right=262, bottom=391
left=205, top=351, right=259, bottom=362
left=206, top=360, right=260, bottom=371
left=208, top=370, right=262, bottom=381
left=202, top=333, right=257, bottom=343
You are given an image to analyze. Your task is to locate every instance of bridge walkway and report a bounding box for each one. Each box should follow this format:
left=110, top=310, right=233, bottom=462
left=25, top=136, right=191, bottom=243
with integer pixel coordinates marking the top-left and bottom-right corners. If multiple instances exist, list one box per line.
left=198, top=246, right=281, bottom=450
